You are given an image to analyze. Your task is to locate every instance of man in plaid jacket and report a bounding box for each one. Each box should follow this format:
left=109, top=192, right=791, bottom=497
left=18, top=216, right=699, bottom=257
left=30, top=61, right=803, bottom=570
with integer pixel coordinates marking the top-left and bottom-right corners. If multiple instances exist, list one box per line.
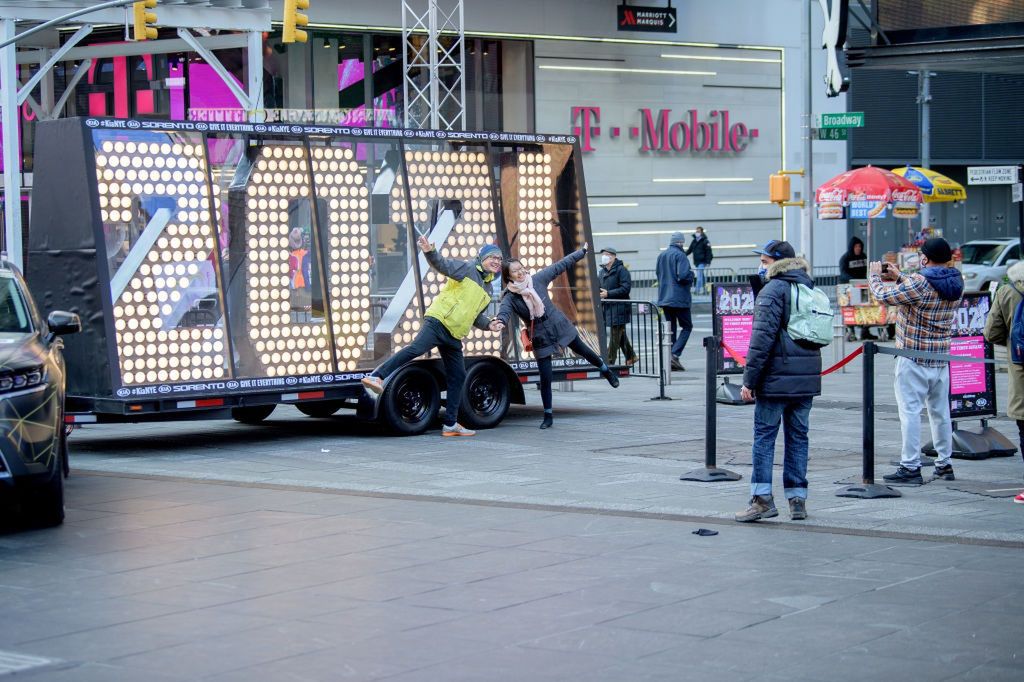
left=868, top=238, right=964, bottom=485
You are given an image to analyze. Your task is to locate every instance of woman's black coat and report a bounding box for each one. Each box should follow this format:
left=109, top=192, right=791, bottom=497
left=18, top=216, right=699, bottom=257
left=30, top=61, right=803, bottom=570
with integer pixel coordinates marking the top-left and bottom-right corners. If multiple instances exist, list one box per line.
left=497, top=249, right=586, bottom=359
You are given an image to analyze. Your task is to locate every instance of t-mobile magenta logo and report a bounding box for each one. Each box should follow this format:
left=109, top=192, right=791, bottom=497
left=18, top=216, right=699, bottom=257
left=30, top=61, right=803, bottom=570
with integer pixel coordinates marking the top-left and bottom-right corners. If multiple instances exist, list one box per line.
left=570, top=106, right=759, bottom=154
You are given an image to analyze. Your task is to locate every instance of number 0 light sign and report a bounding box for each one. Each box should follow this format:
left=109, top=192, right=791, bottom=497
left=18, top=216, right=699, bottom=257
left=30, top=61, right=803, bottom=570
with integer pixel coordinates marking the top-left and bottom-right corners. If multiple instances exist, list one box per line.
left=27, top=119, right=592, bottom=400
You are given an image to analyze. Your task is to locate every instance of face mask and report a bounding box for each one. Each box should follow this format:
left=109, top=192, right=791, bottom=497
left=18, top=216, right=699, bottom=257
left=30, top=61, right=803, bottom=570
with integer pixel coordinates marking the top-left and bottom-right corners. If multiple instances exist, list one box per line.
left=757, top=266, right=768, bottom=280
left=600, top=255, right=611, bottom=265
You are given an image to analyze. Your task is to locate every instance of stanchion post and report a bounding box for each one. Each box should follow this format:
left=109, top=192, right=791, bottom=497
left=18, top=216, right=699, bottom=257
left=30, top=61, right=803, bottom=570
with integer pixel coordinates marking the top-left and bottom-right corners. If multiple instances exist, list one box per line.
left=650, top=306, right=671, bottom=401
left=662, top=319, right=673, bottom=386
left=836, top=341, right=901, bottom=498
left=680, top=336, right=741, bottom=482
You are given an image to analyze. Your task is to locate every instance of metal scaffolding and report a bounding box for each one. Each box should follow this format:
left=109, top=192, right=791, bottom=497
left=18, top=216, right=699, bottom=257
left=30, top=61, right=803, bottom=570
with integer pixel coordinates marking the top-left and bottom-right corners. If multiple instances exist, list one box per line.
left=401, top=0, right=465, bottom=131
left=0, top=0, right=271, bottom=269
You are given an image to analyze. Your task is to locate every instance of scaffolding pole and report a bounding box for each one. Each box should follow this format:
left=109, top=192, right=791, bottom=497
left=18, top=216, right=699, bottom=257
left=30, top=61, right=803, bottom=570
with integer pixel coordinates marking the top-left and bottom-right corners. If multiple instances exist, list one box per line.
left=402, top=0, right=465, bottom=131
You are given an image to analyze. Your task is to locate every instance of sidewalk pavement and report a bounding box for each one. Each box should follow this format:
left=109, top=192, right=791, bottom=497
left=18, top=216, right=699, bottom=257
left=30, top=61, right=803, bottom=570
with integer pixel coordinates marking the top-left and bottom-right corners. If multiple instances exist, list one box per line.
left=67, top=329, right=1024, bottom=547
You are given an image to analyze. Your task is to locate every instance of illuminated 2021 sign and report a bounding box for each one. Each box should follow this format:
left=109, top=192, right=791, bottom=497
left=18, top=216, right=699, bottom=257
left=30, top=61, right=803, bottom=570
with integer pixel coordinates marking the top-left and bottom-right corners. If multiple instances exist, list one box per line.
left=32, top=119, right=592, bottom=397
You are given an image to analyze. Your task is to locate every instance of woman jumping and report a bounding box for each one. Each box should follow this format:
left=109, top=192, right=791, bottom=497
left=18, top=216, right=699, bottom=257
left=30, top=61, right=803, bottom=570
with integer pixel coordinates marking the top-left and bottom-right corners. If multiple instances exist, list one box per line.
left=497, top=243, right=619, bottom=429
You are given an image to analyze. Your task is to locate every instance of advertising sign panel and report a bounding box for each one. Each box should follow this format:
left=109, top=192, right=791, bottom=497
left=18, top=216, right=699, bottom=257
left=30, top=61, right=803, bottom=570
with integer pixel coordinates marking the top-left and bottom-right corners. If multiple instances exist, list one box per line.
left=713, top=282, right=754, bottom=374
left=948, top=293, right=997, bottom=419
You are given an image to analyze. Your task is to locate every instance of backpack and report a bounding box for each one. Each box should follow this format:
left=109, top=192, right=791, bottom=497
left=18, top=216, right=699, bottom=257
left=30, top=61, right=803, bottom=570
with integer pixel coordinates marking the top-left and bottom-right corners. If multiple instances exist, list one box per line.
left=1010, top=285, right=1024, bottom=364
left=786, top=283, right=833, bottom=348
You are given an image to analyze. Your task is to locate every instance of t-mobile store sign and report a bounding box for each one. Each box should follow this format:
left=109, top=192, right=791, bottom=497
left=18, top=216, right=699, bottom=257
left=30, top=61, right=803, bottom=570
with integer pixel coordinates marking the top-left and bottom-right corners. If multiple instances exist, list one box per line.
left=572, top=106, right=759, bottom=154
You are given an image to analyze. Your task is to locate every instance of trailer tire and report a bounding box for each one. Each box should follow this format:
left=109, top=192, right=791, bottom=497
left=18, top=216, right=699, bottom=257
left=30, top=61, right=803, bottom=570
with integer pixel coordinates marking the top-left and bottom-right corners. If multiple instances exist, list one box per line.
left=380, top=366, right=440, bottom=436
left=296, top=400, right=344, bottom=418
left=458, top=361, right=511, bottom=430
left=231, top=405, right=276, bottom=424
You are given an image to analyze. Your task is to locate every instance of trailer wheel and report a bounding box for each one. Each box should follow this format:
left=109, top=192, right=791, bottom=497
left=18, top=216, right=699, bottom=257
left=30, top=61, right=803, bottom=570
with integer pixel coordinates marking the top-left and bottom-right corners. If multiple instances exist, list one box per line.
left=458, top=361, right=511, bottom=430
left=296, top=400, right=344, bottom=418
left=380, top=366, right=440, bottom=435
left=231, top=405, right=276, bottom=424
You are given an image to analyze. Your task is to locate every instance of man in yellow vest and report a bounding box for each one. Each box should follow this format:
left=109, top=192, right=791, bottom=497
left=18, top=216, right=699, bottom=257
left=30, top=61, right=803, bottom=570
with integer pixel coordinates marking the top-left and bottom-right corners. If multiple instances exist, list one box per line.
left=362, top=235, right=504, bottom=436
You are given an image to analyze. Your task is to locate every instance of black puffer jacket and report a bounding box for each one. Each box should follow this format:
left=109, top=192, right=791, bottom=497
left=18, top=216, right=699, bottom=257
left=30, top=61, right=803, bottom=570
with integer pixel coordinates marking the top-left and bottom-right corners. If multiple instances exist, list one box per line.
left=742, top=257, right=822, bottom=398
left=599, top=259, right=632, bottom=326
left=686, top=234, right=713, bottom=266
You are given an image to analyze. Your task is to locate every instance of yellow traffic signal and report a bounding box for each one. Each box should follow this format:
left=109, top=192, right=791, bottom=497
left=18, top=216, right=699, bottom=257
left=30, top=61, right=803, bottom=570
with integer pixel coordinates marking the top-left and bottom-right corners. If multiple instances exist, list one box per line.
left=283, top=0, right=310, bottom=43
left=769, top=174, right=791, bottom=204
left=132, top=0, right=158, bottom=41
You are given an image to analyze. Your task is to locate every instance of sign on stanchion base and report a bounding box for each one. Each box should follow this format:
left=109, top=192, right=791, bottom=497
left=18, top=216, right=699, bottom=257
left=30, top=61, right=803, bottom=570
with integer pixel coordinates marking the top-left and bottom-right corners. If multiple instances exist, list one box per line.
left=681, top=336, right=742, bottom=484
left=680, top=466, right=743, bottom=483
left=715, top=378, right=746, bottom=405
left=836, top=481, right=902, bottom=499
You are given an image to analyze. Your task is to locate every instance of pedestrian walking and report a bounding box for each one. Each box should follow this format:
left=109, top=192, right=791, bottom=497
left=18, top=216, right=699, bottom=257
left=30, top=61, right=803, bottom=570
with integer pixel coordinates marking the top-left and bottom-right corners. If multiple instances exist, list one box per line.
left=361, top=236, right=504, bottom=437
left=497, top=243, right=619, bottom=430
left=982, top=260, right=1024, bottom=503
left=686, top=226, right=713, bottom=292
left=656, top=232, right=694, bottom=371
left=735, top=240, right=821, bottom=522
left=599, top=247, right=637, bottom=367
left=838, top=236, right=868, bottom=283
left=869, top=237, right=964, bottom=484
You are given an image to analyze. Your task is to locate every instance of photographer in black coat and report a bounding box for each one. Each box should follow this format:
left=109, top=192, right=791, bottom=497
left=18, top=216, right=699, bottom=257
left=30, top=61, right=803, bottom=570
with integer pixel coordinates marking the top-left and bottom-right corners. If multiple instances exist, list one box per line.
left=599, top=247, right=637, bottom=366
left=736, top=240, right=821, bottom=524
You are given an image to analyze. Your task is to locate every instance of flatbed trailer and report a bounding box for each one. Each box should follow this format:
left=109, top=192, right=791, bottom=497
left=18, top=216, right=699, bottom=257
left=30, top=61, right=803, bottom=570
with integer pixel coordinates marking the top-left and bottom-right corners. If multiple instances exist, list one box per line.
left=30, top=118, right=624, bottom=435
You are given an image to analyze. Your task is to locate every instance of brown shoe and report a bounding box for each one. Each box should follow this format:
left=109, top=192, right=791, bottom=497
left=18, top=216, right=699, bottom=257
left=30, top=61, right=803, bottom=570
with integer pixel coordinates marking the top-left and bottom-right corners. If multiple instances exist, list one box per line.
left=734, top=495, right=778, bottom=523
left=788, top=498, right=807, bottom=520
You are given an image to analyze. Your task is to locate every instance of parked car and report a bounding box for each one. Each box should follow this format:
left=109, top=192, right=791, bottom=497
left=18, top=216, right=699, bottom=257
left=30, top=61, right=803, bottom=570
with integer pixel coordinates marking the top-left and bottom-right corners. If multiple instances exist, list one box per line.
left=0, top=262, right=80, bottom=527
left=960, top=239, right=1020, bottom=293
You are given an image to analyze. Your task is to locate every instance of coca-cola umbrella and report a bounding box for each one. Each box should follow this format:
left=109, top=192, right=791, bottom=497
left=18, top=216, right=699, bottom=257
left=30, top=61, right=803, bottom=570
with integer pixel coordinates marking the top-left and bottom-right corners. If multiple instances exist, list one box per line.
left=815, top=166, right=923, bottom=261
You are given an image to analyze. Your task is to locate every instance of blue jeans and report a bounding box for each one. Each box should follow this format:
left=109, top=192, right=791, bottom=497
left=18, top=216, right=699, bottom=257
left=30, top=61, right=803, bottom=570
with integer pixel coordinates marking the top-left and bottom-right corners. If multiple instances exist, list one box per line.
left=750, top=396, right=812, bottom=500
left=695, top=264, right=706, bottom=292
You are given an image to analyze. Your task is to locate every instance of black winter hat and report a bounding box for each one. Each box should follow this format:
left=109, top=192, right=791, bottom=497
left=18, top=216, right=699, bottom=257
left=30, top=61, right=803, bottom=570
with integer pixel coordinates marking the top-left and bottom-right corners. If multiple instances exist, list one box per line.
left=920, top=238, right=952, bottom=264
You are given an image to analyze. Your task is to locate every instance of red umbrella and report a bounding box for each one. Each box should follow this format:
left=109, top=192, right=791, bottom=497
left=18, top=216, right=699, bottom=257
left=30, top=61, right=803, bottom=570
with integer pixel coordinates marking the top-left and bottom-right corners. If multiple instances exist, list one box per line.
left=816, top=166, right=923, bottom=260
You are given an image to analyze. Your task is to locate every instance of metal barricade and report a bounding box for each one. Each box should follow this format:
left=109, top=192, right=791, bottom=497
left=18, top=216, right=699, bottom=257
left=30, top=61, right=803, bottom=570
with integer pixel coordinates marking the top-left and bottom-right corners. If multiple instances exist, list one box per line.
left=603, top=299, right=669, bottom=399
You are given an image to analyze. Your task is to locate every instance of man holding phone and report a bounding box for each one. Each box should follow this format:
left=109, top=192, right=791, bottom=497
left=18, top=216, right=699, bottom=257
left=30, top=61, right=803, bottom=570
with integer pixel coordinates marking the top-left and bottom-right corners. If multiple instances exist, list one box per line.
left=868, top=238, right=964, bottom=484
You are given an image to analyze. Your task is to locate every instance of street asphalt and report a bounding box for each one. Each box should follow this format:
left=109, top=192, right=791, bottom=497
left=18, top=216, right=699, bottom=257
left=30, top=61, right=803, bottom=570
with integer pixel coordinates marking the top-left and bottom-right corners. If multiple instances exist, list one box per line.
left=0, top=317, right=1021, bottom=680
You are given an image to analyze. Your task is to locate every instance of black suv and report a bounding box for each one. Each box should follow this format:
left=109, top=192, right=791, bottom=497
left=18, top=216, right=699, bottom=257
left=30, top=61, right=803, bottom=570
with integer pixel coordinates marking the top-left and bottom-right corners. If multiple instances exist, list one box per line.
left=0, top=263, right=80, bottom=527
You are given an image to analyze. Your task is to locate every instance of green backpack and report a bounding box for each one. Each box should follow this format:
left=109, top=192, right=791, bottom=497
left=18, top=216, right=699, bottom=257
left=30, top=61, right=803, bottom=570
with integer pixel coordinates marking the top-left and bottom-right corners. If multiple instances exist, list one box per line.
left=786, top=283, right=833, bottom=348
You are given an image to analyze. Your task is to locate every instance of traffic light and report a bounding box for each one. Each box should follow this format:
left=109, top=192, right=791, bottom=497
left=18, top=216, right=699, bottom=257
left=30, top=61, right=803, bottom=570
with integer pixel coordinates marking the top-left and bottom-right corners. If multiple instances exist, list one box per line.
left=769, top=174, right=791, bottom=204
left=132, top=1, right=158, bottom=41
left=283, top=0, right=309, bottom=43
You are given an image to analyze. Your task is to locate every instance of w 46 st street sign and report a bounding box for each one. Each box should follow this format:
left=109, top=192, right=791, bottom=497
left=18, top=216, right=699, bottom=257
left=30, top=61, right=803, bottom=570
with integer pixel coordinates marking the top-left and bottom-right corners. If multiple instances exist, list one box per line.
left=812, top=128, right=848, bottom=141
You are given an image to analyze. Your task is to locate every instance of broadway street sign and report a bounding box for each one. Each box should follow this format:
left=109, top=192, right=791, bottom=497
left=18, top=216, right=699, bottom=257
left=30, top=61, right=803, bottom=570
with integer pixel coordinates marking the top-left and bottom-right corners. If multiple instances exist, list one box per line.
left=813, top=112, right=864, bottom=129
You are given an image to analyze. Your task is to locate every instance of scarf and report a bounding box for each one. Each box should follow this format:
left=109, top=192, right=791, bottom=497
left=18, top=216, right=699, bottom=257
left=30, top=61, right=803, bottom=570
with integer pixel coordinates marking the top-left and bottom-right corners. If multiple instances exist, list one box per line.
left=507, top=273, right=546, bottom=319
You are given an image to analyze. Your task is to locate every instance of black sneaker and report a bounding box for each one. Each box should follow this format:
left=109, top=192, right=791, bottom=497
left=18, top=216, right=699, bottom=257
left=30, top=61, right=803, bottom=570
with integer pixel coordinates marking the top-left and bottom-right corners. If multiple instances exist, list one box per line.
left=601, top=368, right=620, bottom=388
left=883, top=465, right=924, bottom=485
left=671, top=357, right=685, bottom=371
left=931, top=463, right=955, bottom=481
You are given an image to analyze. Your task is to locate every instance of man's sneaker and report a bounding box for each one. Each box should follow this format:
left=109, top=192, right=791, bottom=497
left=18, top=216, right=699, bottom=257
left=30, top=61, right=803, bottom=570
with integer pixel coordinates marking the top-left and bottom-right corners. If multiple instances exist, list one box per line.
left=671, top=357, right=685, bottom=371
left=442, top=423, right=476, bottom=437
left=788, top=498, right=807, bottom=520
left=883, top=465, right=924, bottom=485
left=734, top=495, right=778, bottom=522
left=931, top=463, right=955, bottom=481
left=1013, top=491, right=1024, bottom=504
left=360, top=375, right=384, bottom=395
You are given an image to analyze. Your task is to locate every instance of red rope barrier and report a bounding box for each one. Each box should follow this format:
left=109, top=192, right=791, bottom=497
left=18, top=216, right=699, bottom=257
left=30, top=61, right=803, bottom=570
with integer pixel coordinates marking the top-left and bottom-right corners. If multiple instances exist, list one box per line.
left=720, top=340, right=864, bottom=376
left=720, top=340, right=747, bottom=367
left=821, top=345, right=864, bottom=376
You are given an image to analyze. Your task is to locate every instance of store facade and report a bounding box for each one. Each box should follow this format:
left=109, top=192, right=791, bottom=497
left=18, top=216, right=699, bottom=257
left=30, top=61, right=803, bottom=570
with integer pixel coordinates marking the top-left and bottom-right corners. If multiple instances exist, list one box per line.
left=4, top=0, right=849, bottom=269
